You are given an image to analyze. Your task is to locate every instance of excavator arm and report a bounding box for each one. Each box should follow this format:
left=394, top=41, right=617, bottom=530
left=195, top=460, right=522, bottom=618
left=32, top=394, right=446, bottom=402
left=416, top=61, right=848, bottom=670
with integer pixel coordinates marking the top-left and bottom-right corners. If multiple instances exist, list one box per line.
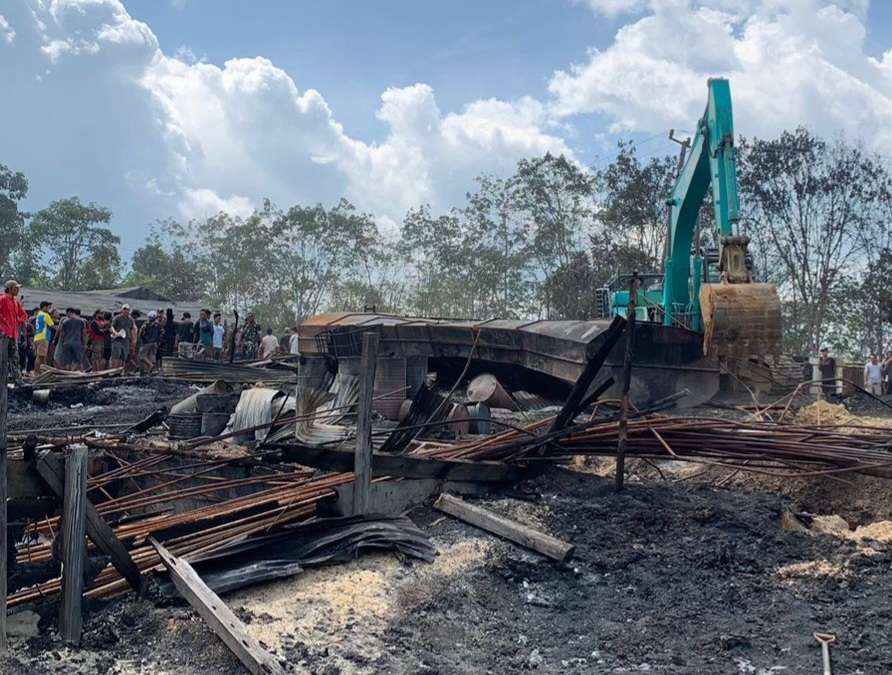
left=661, top=78, right=781, bottom=358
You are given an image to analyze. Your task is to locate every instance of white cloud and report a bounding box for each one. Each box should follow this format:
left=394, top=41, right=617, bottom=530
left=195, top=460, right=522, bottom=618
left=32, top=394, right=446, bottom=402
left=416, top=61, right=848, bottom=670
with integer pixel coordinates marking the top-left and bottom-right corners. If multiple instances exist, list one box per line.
left=582, top=0, right=649, bottom=17
left=551, top=0, right=892, bottom=151
left=3, top=0, right=890, bottom=257
left=1, top=0, right=573, bottom=250
left=179, top=188, right=254, bottom=221
left=0, top=14, right=16, bottom=43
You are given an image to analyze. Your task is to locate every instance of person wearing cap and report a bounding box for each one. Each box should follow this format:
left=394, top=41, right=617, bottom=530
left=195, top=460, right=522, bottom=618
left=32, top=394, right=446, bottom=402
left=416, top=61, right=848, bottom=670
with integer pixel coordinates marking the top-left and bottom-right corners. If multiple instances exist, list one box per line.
left=818, top=347, right=836, bottom=400
left=0, top=280, right=28, bottom=381
left=110, top=304, right=136, bottom=370
left=32, top=299, right=54, bottom=374
left=138, top=310, right=162, bottom=373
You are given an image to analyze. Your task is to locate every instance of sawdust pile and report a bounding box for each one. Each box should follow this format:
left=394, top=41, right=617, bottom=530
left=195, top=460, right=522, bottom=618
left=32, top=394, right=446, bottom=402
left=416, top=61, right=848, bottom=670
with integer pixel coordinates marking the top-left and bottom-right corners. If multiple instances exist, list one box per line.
left=795, top=400, right=892, bottom=430
left=795, top=400, right=856, bottom=426
left=776, top=559, right=847, bottom=579
left=811, top=514, right=892, bottom=542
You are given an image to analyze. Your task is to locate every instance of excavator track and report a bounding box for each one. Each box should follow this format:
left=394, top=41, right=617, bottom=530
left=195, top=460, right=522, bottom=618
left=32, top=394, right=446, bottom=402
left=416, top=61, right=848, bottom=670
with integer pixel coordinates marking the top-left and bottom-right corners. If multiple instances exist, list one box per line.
left=699, top=283, right=783, bottom=359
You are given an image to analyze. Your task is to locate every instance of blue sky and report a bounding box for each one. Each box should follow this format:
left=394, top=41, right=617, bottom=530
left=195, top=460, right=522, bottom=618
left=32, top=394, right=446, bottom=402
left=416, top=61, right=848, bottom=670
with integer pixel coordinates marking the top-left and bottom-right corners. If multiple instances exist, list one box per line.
left=126, top=1, right=616, bottom=143
left=2, top=0, right=891, bottom=259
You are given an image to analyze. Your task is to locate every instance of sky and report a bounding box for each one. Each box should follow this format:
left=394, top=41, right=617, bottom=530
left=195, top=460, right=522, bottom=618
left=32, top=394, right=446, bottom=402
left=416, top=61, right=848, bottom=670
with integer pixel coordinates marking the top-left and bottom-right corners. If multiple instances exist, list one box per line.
left=1, top=0, right=891, bottom=258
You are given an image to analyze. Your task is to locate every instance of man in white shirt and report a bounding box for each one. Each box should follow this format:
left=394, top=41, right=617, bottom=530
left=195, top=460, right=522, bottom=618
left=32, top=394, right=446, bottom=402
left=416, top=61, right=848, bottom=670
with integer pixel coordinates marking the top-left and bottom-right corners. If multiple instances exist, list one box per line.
left=212, top=312, right=225, bottom=361
left=288, top=326, right=300, bottom=356
left=260, top=328, right=279, bottom=359
left=864, top=354, right=884, bottom=397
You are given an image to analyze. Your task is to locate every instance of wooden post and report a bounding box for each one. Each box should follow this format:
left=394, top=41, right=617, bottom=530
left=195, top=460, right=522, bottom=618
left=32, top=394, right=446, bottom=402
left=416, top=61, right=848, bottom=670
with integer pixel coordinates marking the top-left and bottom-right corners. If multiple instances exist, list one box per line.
left=150, top=538, right=285, bottom=675
left=0, top=335, right=8, bottom=652
left=353, top=332, right=379, bottom=515
left=548, top=316, right=625, bottom=435
left=434, top=493, right=574, bottom=561
left=615, top=273, right=640, bottom=492
left=35, top=451, right=144, bottom=594
left=59, top=444, right=88, bottom=645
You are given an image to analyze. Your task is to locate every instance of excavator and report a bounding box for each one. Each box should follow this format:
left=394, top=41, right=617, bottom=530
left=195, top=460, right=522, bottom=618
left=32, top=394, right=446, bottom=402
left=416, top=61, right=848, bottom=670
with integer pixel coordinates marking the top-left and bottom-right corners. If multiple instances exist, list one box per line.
left=605, top=78, right=783, bottom=362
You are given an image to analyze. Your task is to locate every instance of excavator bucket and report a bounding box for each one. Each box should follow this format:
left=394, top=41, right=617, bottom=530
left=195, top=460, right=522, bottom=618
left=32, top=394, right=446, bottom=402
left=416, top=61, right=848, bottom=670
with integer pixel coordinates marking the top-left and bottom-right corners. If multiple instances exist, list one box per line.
left=699, top=283, right=783, bottom=359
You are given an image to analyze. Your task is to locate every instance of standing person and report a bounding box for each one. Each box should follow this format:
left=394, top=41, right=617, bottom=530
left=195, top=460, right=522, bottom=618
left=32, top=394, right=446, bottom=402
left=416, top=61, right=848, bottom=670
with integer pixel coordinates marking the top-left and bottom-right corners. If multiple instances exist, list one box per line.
left=194, top=309, right=214, bottom=358
left=138, top=311, right=162, bottom=374
left=20, top=309, right=35, bottom=374
left=57, top=307, right=87, bottom=372
left=162, top=308, right=176, bottom=357
left=240, top=312, right=261, bottom=360
left=87, top=309, right=110, bottom=371
left=175, top=311, right=193, bottom=355
left=865, top=354, right=884, bottom=397
left=33, top=300, right=54, bottom=374
left=260, top=328, right=279, bottom=359
left=0, top=280, right=28, bottom=382
left=288, top=326, right=301, bottom=356
left=110, top=304, right=136, bottom=370
left=47, top=308, right=62, bottom=368
left=211, top=312, right=225, bottom=361
left=102, top=312, right=113, bottom=365
left=818, top=347, right=836, bottom=400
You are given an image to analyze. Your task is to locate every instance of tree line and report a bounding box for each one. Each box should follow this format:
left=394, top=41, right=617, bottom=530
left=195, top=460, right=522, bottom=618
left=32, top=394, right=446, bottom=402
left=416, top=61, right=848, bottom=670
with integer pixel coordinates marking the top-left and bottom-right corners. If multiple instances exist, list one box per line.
left=1, top=127, right=890, bottom=357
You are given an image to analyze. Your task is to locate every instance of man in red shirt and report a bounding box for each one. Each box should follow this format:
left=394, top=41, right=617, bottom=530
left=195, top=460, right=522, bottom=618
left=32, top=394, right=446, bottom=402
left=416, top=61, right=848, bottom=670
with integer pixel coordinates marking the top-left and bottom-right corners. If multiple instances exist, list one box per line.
left=0, top=279, right=28, bottom=382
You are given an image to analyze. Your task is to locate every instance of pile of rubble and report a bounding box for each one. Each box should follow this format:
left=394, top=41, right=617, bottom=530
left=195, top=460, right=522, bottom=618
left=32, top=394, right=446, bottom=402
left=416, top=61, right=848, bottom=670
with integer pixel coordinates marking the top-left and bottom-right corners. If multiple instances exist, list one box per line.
left=2, top=334, right=892, bottom=674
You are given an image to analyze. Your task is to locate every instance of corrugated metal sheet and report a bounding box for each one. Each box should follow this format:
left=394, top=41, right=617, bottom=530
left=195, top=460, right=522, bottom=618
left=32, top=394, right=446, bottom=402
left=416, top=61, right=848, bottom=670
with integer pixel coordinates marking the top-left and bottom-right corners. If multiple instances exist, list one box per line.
left=373, top=357, right=407, bottom=421
left=225, top=388, right=291, bottom=442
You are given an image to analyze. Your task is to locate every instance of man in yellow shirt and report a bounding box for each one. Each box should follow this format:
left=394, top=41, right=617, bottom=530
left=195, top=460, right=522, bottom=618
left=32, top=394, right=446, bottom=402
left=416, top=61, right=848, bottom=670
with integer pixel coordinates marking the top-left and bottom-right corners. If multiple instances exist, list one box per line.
left=33, top=300, right=55, bottom=374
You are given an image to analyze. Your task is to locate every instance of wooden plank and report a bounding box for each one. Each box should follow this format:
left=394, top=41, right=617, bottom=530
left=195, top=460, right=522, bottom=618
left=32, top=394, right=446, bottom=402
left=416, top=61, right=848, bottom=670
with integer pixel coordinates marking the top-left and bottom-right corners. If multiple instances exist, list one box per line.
left=353, top=332, right=379, bottom=515
left=279, top=444, right=524, bottom=483
left=35, top=451, right=144, bottom=594
left=434, top=493, right=574, bottom=562
left=149, top=537, right=285, bottom=675
left=0, top=334, right=8, bottom=651
left=59, top=444, right=88, bottom=645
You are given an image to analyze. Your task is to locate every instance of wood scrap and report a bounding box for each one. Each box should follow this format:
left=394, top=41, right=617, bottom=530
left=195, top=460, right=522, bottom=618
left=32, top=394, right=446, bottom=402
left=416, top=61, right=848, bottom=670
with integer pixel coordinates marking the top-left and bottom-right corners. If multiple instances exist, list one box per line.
left=434, top=493, right=574, bottom=561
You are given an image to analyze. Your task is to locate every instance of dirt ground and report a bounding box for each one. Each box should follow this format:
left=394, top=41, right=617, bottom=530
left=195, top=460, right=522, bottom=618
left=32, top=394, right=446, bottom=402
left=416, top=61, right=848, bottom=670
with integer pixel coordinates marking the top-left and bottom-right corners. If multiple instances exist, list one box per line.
left=3, top=389, right=892, bottom=674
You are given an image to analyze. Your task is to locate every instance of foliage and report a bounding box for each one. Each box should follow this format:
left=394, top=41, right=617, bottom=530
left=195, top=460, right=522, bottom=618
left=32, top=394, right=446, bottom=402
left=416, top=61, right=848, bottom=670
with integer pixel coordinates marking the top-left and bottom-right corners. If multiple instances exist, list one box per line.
left=123, top=224, right=204, bottom=300
left=5, top=129, right=892, bottom=352
left=0, top=162, right=30, bottom=281
left=29, top=197, right=120, bottom=290
left=595, top=141, right=677, bottom=268
left=738, top=128, right=891, bottom=354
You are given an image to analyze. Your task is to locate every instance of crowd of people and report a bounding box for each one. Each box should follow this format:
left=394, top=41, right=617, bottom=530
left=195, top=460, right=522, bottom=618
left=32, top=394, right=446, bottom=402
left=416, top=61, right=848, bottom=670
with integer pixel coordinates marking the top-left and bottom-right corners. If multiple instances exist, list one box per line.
left=816, top=346, right=892, bottom=398
left=0, top=279, right=302, bottom=382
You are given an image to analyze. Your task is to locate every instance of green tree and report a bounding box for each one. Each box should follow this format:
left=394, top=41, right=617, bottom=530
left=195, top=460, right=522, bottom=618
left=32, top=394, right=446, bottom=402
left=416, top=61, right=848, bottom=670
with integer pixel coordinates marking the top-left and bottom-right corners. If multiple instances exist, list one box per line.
left=124, top=226, right=204, bottom=300
left=595, top=141, right=677, bottom=268
left=0, top=163, right=30, bottom=281
left=738, top=129, right=891, bottom=354
left=511, top=154, right=596, bottom=278
left=30, top=197, right=120, bottom=290
left=269, top=199, right=385, bottom=325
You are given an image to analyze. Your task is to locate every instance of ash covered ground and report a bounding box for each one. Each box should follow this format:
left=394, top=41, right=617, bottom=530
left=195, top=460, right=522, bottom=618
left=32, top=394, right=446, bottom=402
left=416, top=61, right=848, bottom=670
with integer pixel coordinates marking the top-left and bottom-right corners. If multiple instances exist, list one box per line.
left=3, top=384, right=892, bottom=674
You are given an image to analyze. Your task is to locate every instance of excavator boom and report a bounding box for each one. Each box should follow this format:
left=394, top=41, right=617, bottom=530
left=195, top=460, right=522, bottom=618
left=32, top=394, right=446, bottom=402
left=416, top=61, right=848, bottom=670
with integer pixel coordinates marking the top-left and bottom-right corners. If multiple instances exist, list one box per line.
left=661, top=78, right=782, bottom=359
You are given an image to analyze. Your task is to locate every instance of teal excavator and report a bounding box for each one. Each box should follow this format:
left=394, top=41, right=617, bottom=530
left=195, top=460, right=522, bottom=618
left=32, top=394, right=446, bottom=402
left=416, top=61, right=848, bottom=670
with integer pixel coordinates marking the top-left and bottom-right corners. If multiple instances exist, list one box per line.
left=607, top=78, right=782, bottom=360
